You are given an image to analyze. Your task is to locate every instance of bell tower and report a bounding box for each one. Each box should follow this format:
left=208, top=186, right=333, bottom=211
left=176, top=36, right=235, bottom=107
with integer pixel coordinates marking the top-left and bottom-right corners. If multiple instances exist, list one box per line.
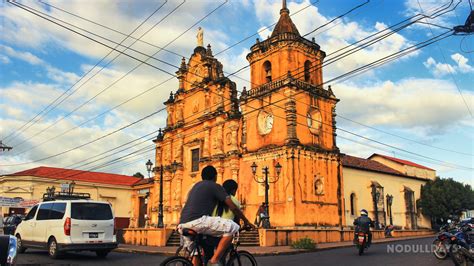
left=239, top=0, right=344, bottom=228
left=241, top=0, right=338, bottom=152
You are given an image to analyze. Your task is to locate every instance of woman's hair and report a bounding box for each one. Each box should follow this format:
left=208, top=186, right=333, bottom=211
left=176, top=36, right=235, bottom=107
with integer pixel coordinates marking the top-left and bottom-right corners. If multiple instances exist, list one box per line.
left=216, top=179, right=239, bottom=217
left=222, top=179, right=238, bottom=195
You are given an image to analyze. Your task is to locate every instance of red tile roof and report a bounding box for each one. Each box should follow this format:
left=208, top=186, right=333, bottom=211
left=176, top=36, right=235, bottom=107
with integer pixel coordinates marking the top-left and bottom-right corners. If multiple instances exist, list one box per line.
left=7, top=166, right=141, bottom=186
left=132, top=177, right=154, bottom=186
left=342, top=155, right=405, bottom=176
left=368, top=153, right=435, bottom=171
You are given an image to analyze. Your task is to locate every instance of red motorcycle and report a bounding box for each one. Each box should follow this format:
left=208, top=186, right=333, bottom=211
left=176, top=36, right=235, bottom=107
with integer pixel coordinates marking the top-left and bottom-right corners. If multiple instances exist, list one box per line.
left=355, top=232, right=369, bottom=255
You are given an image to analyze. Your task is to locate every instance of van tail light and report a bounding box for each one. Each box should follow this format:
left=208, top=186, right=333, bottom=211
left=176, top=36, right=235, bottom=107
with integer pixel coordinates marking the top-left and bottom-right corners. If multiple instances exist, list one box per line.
left=64, top=217, right=71, bottom=236
left=113, top=218, right=117, bottom=235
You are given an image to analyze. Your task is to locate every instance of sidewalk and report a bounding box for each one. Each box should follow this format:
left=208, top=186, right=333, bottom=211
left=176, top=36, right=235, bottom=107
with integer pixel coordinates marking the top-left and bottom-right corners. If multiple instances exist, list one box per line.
left=114, top=234, right=435, bottom=256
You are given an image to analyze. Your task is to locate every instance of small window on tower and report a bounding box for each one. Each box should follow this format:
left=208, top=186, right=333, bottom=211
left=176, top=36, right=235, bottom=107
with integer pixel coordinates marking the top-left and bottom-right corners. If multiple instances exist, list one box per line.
left=263, top=61, right=272, bottom=83
left=304, top=60, right=312, bottom=82
left=191, top=148, right=200, bottom=172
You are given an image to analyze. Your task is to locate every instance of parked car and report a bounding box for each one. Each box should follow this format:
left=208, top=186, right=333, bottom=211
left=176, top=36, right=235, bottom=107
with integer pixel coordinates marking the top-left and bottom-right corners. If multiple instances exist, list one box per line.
left=15, top=196, right=117, bottom=259
left=3, top=215, right=24, bottom=235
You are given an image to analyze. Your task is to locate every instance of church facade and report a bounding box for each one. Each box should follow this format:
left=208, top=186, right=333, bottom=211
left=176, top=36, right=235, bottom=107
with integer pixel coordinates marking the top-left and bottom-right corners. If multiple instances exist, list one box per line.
left=129, top=1, right=433, bottom=231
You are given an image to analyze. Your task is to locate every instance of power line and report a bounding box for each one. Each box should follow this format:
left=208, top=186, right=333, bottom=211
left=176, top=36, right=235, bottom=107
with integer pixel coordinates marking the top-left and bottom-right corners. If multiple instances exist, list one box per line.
left=7, top=0, right=184, bottom=149
left=7, top=0, right=369, bottom=155
left=417, top=0, right=473, bottom=118
left=7, top=0, right=227, bottom=155
left=2, top=1, right=171, bottom=144
left=1, top=1, right=466, bottom=171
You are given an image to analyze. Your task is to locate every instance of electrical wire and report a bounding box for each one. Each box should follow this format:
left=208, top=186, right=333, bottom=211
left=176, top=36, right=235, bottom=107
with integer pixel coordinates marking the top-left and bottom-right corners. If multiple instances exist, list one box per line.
left=1, top=1, right=170, bottom=143
left=0, top=0, right=466, bottom=174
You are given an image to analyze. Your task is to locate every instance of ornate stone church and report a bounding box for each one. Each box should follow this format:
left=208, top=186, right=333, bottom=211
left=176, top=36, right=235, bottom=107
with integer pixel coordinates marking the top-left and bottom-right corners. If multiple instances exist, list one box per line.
left=142, top=1, right=343, bottom=228
left=130, top=1, right=433, bottom=233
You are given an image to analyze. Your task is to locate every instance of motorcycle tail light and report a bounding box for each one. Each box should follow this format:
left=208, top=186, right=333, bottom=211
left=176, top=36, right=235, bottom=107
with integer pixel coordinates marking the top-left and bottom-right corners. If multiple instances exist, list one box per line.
left=451, top=236, right=456, bottom=241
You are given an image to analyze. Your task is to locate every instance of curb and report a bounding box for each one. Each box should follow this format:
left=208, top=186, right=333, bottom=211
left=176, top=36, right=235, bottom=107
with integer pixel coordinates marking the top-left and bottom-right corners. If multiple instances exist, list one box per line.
left=113, top=234, right=435, bottom=257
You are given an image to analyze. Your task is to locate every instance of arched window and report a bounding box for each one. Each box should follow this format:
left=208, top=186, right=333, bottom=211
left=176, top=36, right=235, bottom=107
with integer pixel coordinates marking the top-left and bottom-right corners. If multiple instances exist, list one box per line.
left=350, top=193, right=356, bottom=216
left=263, top=61, right=272, bottom=83
left=304, top=60, right=312, bottom=82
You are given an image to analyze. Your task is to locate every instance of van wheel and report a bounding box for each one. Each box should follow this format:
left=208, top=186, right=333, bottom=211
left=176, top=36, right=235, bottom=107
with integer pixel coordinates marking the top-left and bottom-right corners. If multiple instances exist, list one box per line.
left=96, top=250, right=110, bottom=258
left=16, top=234, right=26, bottom=253
left=48, top=237, right=62, bottom=259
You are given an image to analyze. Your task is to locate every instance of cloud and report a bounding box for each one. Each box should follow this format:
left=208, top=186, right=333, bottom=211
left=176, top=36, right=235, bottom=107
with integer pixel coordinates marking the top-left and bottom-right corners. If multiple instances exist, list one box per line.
left=0, top=54, right=10, bottom=64
left=423, top=57, right=456, bottom=76
left=252, top=0, right=416, bottom=78
left=424, top=53, right=474, bottom=77
left=403, top=0, right=458, bottom=29
left=0, top=44, right=43, bottom=65
left=451, top=53, right=474, bottom=73
left=336, top=77, right=473, bottom=134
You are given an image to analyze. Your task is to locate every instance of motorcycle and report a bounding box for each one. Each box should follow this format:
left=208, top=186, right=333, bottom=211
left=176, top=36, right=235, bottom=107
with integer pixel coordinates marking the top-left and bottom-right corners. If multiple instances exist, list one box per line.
left=355, top=232, right=369, bottom=255
left=433, top=220, right=457, bottom=260
left=449, top=222, right=473, bottom=266
left=433, top=231, right=453, bottom=260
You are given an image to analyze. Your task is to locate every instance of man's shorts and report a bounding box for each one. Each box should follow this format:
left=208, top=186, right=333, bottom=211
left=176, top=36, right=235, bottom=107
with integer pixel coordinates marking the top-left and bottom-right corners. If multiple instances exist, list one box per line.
left=177, top=216, right=240, bottom=253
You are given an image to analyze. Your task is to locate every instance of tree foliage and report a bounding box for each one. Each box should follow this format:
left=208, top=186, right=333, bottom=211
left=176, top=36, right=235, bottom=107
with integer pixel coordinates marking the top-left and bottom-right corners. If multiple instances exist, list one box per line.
left=133, top=172, right=144, bottom=178
left=418, top=177, right=474, bottom=220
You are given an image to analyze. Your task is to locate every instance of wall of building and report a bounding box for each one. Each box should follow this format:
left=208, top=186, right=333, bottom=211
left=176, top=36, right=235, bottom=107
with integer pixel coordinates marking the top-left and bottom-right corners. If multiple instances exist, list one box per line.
left=0, top=176, right=134, bottom=227
left=370, top=156, right=436, bottom=180
left=342, top=168, right=431, bottom=229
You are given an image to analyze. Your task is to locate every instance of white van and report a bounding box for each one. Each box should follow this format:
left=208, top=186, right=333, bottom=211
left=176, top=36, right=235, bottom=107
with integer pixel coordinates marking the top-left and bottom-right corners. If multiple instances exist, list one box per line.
left=15, top=199, right=117, bottom=258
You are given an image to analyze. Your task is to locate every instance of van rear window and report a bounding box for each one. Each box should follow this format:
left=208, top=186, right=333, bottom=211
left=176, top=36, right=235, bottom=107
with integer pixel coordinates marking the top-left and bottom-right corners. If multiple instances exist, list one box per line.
left=71, top=203, right=113, bottom=220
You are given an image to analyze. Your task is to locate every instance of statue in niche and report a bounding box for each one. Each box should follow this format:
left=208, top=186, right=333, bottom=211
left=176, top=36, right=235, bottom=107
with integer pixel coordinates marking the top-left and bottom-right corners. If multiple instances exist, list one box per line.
left=197, top=27, right=204, bottom=47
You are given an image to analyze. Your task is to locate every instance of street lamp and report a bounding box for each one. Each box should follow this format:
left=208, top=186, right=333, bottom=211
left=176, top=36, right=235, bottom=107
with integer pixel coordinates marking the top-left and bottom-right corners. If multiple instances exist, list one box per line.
left=147, top=159, right=179, bottom=228
left=146, top=159, right=154, bottom=178
left=251, top=162, right=282, bottom=229
left=386, top=194, right=394, bottom=225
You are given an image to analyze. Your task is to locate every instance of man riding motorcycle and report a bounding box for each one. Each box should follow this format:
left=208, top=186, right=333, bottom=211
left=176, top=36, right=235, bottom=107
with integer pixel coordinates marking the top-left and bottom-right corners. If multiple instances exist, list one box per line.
left=354, top=209, right=373, bottom=247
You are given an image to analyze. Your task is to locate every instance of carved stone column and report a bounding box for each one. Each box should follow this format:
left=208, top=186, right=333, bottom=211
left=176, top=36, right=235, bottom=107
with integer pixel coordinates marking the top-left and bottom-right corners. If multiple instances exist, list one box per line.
left=163, top=141, right=171, bottom=165
left=155, top=144, right=163, bottom=167
left=167, top=106, right=174, bottom=127
left=216, top=123, right=224, bottom=154
left=229, top=122, right=239, bottom=152
left=230, top=159, right=239, bottom=181
left=217, top=87, right=224, bottom=112
left=203, top=124, right=210, bottom=158
left=285, top=88, right=299, bottom=145
left=174, top=133, right=184, bottom=163
left=176, top=102, right=184, bottom=125
left=204, top=91, right=211, bottom=114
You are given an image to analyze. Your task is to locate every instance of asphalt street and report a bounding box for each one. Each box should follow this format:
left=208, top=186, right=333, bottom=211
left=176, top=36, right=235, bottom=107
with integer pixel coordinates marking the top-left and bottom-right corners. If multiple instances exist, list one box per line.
left=16, top=237, right=454, bottom=265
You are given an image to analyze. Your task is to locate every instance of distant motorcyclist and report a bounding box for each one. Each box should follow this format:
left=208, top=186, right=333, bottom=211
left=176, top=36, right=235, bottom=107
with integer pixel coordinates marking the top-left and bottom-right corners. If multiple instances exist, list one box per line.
left=354, top=209, right=374, bottom=247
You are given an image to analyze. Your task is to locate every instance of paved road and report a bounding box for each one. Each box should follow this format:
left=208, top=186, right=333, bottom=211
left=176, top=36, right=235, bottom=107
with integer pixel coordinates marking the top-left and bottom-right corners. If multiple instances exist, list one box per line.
left=16, top=237, right=452, bottom=265
left=257, top=237, right=452, bottom=266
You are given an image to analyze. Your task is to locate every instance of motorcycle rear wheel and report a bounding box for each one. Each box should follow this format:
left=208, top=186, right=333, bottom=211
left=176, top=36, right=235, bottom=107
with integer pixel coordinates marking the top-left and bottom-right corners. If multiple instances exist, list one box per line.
left=358, top=244, right=364, bottom=256
left=433, top=240, right=448, bottom=260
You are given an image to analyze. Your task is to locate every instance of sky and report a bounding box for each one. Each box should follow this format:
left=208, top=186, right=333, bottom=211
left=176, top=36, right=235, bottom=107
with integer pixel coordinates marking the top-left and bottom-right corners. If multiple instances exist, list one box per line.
left=0, top=0, right=472, bottom=186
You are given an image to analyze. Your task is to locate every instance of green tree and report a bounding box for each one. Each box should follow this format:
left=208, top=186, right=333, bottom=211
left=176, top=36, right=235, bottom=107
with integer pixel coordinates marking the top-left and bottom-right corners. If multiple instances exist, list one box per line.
left=133, top=172, right=144, bottom=178
left=418, top=177, right=474, bottom=222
